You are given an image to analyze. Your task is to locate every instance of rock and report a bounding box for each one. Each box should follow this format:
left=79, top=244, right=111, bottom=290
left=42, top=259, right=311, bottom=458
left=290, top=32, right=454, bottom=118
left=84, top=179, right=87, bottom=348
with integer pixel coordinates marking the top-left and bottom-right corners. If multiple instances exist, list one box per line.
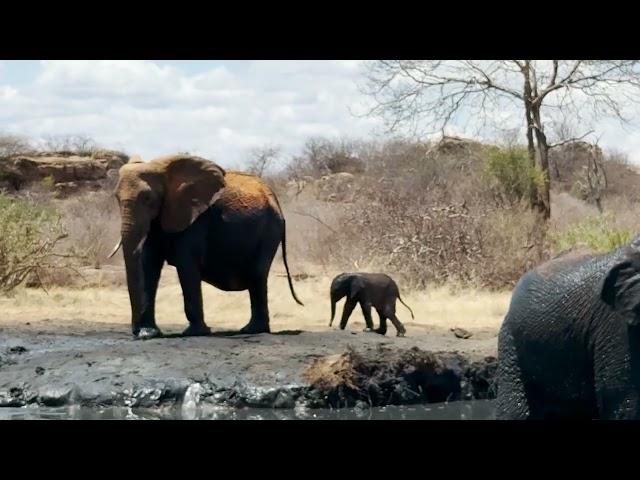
left=0, top=150, right=128, bottom=193
left=273, top=390, right=297, bottom=409
left=8, top=346, right=27, bottom=354
left=38, top=386, right=73, bottom=406
left=35, top=366, right=45, bottom=375
left=451, top=328, right=473, bottom=339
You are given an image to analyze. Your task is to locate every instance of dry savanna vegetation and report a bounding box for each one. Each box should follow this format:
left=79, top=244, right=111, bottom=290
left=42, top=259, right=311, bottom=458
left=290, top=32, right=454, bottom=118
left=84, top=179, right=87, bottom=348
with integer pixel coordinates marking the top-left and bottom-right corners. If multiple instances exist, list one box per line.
left=1, top=133, right=638, bottom=333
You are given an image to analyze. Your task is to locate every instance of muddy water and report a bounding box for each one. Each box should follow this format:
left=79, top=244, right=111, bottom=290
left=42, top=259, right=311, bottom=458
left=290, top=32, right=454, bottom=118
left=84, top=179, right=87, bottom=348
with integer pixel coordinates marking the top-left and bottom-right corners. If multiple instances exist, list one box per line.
left=0, top=400, right=495, bottom=420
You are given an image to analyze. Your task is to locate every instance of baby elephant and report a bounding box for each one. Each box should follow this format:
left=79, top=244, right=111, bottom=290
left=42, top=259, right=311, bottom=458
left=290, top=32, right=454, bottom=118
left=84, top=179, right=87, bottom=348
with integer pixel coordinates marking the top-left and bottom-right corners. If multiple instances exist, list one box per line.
left=329, top=272, right=414, bottom=336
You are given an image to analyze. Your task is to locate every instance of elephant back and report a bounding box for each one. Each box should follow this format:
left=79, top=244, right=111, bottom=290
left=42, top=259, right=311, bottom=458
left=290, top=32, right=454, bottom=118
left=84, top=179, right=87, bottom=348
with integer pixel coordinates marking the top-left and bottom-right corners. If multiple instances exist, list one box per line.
left=221, top=171, right=281, bottom=215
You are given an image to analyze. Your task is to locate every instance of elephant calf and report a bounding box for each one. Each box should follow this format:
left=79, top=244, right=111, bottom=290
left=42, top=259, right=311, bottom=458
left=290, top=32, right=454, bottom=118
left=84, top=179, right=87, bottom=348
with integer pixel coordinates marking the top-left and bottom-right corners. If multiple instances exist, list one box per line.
left=329, top=272, right=414, bottom=337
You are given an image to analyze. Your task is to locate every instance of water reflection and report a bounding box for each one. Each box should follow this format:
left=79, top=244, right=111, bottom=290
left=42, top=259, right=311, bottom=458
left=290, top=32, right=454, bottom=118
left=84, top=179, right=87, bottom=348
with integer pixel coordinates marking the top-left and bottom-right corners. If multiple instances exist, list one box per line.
left=0, top=400, right=495, bottom=420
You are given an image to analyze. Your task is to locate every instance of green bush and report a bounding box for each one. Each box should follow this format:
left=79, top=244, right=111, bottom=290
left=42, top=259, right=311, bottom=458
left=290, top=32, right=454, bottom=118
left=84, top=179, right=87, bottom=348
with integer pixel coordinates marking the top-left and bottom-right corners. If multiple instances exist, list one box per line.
left=0, top=192, right=68, bottom=293
left=482, top=146, right=545, bottom=205
left=550, top=213, right=632, bottom=253
left=41, top=175, right=55, bottom=190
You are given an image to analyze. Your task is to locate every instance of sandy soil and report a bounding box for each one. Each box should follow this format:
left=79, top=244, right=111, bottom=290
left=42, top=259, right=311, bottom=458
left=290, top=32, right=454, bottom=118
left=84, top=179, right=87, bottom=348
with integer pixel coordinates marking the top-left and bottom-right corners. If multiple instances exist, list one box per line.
left=0, top=265, right=510, bottom=335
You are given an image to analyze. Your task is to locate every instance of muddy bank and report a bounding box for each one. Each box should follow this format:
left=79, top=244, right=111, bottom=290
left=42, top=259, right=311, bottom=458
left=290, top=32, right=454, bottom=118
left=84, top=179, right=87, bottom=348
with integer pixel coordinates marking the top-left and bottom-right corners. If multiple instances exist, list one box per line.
left=0, top=320, right=497, bottom=410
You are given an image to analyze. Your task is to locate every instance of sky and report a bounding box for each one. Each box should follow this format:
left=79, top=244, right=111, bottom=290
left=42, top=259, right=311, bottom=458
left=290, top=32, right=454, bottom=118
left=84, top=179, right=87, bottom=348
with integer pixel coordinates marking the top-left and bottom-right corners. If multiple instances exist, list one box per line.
left=2, top=60, right=640, bottom=168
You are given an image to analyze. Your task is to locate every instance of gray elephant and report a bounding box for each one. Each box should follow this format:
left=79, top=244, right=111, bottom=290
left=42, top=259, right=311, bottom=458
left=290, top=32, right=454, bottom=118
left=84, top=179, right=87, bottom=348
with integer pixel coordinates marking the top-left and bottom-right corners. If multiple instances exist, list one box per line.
left=496, top=239, right=640, bottom=419
left=329, top=272, right=414, bottom=336
left=108, top=154, right=303, bottom=340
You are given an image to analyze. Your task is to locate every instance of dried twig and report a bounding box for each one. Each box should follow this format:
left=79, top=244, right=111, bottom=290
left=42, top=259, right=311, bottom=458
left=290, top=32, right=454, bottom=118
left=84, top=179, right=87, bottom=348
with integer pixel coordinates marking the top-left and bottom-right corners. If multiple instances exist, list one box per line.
left=290, top=210, right=338, bottom=234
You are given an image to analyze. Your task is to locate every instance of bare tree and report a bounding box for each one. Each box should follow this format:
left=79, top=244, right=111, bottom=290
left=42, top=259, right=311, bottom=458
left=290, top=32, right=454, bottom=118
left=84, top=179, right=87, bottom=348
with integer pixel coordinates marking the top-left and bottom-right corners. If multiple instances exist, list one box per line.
left=0, top=134, right=31, bottom=158
left=42, top=134, right=98, bottom=155
left=546, top=119, right=596, bottom=181
left=246, top=144, right=281, bottom=177
left=361, top=60, right=640, bottom=219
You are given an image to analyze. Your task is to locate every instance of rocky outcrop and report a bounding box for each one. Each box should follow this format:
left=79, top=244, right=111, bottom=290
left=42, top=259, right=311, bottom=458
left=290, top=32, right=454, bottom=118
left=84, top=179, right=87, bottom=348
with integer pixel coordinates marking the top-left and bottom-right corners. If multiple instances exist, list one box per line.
left=0, top=150, right=128, bottom=196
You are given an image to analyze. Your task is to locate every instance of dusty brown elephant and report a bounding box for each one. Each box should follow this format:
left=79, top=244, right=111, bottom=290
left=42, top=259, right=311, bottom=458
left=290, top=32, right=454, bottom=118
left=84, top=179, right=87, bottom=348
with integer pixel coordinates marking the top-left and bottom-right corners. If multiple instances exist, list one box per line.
left=108, top=154, right=303, bottom=339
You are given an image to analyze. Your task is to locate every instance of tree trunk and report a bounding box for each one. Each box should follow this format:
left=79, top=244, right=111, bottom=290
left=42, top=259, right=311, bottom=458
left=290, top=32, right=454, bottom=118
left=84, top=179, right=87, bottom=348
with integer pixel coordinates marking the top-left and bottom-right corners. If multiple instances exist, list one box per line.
left=522, top=64, right=550, bottom=220
left=531, top=102, right=551, bottom=220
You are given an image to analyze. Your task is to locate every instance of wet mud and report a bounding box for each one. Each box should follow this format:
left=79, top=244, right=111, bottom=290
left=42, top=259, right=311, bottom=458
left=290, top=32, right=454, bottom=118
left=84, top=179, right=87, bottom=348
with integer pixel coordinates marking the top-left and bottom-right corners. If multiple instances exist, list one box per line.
left=0, top=320, right=497, bottom=410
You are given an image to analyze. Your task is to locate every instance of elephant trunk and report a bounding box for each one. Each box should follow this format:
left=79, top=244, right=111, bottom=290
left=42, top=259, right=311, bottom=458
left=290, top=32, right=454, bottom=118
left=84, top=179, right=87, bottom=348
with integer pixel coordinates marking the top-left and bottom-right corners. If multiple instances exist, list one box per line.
left=330, top=296, right=337, bottom=327
left=329, top=282, right=344, bottom=327
left=120, top=207, right=150, bottom=335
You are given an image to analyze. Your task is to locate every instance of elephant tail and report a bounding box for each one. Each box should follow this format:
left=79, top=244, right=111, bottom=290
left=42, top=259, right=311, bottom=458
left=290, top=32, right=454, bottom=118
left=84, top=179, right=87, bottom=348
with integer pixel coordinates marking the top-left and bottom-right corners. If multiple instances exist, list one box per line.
left=269, top=189, right=303, bottom=306
left=281, top=218, right=304, bottom=306
left=398, top=295, right=414, bottom=319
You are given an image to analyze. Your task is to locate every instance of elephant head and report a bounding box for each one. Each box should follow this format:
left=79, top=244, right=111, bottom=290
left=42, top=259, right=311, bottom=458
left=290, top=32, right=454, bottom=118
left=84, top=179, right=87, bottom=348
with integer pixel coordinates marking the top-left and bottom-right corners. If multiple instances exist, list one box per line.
left=601, top=247, right=640, bottom=327
left=109, top=154, right=226, bottom=334
left=329, top=273, right=363, bottom=327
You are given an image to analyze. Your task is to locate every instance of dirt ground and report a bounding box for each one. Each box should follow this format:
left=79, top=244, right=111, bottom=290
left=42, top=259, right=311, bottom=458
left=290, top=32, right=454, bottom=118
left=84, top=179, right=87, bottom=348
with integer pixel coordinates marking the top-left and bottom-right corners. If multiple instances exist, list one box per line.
left=0, top=265, right=506, bottom=409
left=0, top=264, right=510, bottom=334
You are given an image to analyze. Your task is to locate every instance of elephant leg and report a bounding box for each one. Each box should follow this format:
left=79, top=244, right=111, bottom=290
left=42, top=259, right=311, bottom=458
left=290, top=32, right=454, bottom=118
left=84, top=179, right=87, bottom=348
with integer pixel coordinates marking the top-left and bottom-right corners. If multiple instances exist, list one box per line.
left=360, top=302, right=374, bottom=331
left=387, top=313, right=406, bottom=337
left=240, top=236, right=278, bottom=334
left=339, top=298, right=358, bottom=330
left=495, top=324, right=532, bottom=419
left=374, top=310, right=387, bottom=335
left=379, top=302, right=405, bottom=337
left=177, top=265, right=211, bottom=337
left=135, top=236, right=164, bottom=340
left=240, top=276, right=270, bottom=334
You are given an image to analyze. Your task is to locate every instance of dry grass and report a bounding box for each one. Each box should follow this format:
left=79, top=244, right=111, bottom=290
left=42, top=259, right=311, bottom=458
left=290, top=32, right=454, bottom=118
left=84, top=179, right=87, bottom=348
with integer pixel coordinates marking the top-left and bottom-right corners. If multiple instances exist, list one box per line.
left=303, top=352, right=360, bottom=390
left=0, top=263, right=510, bottom=333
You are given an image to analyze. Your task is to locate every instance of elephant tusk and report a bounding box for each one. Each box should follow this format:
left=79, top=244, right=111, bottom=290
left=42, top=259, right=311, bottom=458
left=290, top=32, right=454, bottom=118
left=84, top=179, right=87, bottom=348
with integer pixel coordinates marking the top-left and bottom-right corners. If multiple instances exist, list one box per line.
left=107, top=239, right=123, bottom=259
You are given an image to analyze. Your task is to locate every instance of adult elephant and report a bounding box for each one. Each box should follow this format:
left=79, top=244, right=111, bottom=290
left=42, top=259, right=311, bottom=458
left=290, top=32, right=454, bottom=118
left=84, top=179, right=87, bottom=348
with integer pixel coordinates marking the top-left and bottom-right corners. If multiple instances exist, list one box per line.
left=108, top=154, right=303, bottom=340
left=496, top=239, right=640, bottom=419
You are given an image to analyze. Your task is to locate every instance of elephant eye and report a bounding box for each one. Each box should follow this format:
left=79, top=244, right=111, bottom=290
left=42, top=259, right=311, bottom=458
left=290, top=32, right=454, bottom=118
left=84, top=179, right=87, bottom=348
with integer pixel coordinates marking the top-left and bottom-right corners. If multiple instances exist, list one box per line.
left=139, top=190, right=157, bottom=207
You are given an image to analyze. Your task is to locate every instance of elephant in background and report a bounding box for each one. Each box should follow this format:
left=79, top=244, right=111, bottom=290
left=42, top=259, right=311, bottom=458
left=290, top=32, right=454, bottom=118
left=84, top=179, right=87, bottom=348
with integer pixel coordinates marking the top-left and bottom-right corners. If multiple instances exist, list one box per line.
left=329, top=272, right=414, bottom=337
left=497, top=240, right=640, bottom=419
left=109, top=154, right=303, bottom=340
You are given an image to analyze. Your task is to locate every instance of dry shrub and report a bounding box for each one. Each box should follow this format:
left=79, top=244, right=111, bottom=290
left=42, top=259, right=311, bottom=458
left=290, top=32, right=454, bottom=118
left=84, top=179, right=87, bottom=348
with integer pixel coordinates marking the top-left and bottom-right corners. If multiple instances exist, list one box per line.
left=303, top=351, right=360, bottom=391
left=286, top=137, right=368, bottom=178
left=0, top=134, right=32, bottom=158
left=325, top=190, right=545, bottom=290
left=276, top=137, right=550, bottom=290
left=479, top=205, right=549, bottom=287
left=0, top=192, right=75, bottom=293
left=57, top=190, right=121, bottom=269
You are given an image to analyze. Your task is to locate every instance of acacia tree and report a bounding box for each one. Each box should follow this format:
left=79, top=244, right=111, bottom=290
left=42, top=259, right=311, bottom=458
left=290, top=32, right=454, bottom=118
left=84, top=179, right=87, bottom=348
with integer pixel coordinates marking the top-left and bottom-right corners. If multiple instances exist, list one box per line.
left=361, top=60, right=640, bottom=219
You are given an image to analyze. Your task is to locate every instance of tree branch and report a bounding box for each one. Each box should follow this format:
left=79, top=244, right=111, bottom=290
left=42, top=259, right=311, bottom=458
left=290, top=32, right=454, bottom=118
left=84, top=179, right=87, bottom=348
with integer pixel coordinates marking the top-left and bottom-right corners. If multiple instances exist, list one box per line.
left=548, top=130, right=595, bottom=149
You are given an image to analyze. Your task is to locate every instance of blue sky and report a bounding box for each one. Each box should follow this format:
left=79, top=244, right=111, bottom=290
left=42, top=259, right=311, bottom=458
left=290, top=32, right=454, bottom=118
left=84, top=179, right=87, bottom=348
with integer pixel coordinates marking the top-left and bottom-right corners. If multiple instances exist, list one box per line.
left=1, top=60, right=640, bottom=168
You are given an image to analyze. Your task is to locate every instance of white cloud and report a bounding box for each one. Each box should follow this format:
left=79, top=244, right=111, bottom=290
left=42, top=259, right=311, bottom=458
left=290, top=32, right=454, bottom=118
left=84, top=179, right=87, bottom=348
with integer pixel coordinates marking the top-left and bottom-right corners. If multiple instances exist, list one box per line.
left=0, top=60, right=383, bottom=168
left=2, top=60, right=640, bottom=167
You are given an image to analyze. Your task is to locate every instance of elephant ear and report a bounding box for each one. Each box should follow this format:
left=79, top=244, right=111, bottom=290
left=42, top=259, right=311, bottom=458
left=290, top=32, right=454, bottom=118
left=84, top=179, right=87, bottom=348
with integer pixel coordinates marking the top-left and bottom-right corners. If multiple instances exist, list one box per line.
left=161, top=156, right=226, bottom=233
left=601, top=251, right=640, bottom=326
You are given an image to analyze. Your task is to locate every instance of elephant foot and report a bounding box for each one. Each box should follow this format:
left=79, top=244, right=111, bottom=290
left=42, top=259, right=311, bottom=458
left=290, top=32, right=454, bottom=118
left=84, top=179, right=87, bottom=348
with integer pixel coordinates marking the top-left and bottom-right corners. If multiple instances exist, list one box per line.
left=374, top=328, right=387, bottom=336
left=135, top=326, right=163, bottom=340
left=396, top=330, right=406, bottom=337
left=239, top=321, right=270, bottom=335
left=182, top=323, right=212, bottom=337
left=363, top=328, right=374, bottom=333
